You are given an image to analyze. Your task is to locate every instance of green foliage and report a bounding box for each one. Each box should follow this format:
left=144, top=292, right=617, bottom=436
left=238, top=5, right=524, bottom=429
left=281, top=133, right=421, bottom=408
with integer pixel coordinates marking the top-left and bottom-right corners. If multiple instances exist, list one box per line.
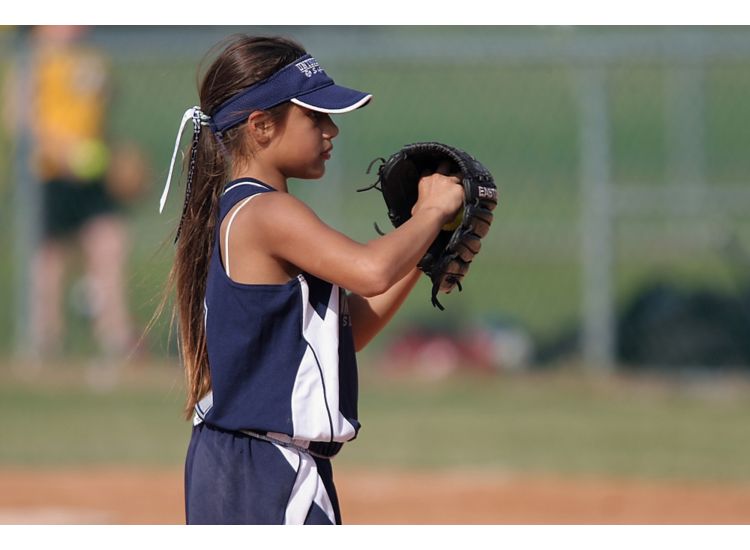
left=105, top=43, right=750, bottom=358
left=3, top=28, right=750, bottom=359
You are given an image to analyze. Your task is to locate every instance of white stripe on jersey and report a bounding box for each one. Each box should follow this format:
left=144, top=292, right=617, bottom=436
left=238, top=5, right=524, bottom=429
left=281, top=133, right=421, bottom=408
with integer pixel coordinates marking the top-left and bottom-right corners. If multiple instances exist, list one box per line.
left=273, top=444, right=336, bottom=525
left=222, top=181, right=269, bottom=196
left=292, top=275, right=357, bottom=443
left=291, top=345, right=334, bottom=440
left=223, top=193, right=263, bottom=278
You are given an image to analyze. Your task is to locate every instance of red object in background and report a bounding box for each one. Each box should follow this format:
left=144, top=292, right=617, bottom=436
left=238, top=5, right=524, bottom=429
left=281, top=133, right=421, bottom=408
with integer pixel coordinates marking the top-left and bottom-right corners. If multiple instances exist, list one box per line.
left=379, top=320, right=534, bottom=378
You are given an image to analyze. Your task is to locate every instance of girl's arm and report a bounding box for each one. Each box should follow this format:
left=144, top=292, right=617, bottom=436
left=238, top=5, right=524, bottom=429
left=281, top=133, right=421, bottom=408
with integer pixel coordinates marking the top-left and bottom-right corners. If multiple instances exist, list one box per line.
left=230, top=172, right=463, bottom=297
left=347, top=267, right=421, bottom=351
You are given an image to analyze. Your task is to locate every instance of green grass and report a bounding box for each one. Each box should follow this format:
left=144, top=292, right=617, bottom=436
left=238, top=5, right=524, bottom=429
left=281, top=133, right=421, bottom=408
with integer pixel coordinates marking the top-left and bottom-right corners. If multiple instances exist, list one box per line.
left=1, top=361, right=748, bottom=483
left=345, top=369, right=750, bottom=482
left=0, top=362, right=188, bottom=466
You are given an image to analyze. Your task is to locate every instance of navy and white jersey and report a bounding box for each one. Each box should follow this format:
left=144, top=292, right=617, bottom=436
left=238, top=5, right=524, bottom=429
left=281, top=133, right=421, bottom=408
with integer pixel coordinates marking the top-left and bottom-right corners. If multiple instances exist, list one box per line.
left=196, top=178, right=359, bottom=455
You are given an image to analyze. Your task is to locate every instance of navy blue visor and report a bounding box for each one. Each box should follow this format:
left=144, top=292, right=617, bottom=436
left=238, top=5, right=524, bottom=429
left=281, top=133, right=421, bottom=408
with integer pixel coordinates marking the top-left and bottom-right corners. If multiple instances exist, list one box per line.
left=208, top=54, right=372, bottom=134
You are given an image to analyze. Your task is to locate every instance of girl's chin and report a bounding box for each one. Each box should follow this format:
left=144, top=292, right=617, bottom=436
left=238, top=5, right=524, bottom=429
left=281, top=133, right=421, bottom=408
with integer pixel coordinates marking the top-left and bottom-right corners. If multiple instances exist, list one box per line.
left=306, top=163, right=327, bottom=179
left=291, top=168, right=325, bottom=180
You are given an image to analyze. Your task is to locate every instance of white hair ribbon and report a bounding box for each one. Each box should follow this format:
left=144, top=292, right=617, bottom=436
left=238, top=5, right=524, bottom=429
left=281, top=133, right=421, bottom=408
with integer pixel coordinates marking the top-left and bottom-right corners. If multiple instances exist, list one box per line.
left=159, top=106, right=210, bottom=214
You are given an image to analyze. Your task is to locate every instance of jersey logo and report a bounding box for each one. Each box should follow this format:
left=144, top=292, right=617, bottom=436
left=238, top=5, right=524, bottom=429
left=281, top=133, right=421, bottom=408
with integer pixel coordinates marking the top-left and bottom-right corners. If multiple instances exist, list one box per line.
left=340, top=288, right=351, bottom=328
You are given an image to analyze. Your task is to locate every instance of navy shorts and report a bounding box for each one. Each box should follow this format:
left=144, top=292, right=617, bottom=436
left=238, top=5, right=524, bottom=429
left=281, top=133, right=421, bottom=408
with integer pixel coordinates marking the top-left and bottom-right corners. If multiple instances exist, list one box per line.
left=41, top=178, right=121, bottom=240
left=184, top=423, right=342, bottom=524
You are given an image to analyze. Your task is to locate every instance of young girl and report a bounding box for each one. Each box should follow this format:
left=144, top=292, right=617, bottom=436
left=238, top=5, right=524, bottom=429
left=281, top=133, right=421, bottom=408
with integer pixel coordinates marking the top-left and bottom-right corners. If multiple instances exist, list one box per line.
left=159, top=34, right=464, bottom=525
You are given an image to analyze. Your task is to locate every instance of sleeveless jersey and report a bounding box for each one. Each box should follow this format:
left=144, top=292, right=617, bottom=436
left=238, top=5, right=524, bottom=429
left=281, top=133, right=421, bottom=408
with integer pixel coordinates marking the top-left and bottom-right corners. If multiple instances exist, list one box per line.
left=196, top=179, right=360, bottom=457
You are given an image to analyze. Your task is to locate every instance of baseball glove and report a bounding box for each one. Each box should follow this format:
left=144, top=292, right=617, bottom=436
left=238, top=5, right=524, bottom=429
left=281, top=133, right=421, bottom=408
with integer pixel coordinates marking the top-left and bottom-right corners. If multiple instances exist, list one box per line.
left=361, top=142, right=498, bottom=310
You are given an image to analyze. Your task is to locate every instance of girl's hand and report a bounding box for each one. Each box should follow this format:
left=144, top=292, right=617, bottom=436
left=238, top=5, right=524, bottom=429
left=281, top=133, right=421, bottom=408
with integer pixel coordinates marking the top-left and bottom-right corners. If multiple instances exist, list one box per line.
left=411, top=162, right=464, bottom=225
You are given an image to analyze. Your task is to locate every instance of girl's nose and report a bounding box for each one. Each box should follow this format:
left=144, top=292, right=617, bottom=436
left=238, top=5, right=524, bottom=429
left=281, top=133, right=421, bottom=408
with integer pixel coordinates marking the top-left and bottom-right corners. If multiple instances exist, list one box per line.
left=322, top=114, right=339, bottom=139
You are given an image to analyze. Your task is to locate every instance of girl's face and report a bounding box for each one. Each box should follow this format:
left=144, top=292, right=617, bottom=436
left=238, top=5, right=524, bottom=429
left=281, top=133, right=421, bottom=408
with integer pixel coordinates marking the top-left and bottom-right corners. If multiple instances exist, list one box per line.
left=268, top=104, right=340, bottom=180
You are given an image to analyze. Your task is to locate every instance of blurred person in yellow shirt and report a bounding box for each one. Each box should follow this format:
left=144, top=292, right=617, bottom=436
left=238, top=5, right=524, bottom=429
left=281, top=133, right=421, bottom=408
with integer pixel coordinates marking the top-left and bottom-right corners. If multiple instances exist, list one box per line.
left=8, top=26, right=141, bottom=382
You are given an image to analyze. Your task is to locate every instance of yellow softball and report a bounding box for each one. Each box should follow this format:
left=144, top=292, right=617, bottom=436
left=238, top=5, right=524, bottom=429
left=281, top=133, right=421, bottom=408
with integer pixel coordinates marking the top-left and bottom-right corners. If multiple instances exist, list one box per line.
left=442, top=209, right=464, bottom=231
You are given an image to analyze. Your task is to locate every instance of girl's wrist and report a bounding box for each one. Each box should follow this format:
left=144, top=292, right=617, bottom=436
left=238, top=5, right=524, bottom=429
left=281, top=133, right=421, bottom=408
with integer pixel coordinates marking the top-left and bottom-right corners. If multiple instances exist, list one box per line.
left=411, top=204, right=449, bottom=225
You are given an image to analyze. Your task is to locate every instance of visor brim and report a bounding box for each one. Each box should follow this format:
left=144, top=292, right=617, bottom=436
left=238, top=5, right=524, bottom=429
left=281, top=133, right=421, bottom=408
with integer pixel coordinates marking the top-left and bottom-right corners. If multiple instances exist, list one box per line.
left=291, top=84, right=372, bottom=114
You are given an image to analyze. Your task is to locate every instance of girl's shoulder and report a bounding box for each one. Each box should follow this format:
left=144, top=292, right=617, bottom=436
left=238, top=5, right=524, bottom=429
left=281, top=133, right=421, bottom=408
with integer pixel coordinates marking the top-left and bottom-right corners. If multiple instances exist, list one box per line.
left=219, top=181, right=323, bottom=249
left=220, top=179, right=276, bottom=219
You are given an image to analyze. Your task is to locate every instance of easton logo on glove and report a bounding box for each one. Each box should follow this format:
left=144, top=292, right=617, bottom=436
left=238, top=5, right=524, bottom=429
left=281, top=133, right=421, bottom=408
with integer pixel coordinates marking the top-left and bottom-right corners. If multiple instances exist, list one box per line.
left=360, top=142, right=498, bottom=310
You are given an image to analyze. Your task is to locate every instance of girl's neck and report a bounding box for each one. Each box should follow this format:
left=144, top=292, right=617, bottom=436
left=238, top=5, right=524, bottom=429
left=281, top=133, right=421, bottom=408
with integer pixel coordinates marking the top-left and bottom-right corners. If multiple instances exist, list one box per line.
left=231, top=164, right=289, bottom=193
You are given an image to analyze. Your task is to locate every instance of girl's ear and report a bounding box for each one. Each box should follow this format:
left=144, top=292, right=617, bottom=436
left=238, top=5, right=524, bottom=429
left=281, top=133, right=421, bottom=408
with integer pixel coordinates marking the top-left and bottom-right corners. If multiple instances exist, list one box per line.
left=246, top=111, right=274, bottom=146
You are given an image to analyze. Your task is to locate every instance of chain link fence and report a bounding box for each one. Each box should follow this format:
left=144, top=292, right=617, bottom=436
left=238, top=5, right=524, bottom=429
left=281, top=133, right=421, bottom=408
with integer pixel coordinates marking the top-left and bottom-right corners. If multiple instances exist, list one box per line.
left=1, top=26, right=749, bottom=370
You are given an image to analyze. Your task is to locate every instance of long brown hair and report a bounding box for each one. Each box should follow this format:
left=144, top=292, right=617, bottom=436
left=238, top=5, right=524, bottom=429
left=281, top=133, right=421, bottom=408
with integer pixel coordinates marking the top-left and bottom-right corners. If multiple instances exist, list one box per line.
left=160, top=35, right=306, bottom=419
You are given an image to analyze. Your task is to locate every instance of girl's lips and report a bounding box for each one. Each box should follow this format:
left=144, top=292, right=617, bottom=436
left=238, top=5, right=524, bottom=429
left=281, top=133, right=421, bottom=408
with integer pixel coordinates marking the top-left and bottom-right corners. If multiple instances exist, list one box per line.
left=322, top=150, right=332, bottom=160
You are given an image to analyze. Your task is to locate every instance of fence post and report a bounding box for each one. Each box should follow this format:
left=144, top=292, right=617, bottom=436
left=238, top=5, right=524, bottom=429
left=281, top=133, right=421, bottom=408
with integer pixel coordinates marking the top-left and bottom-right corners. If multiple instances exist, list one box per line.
left=666, top=64, right=706, bottom=189
left=576, top=66, right=615, bottom=371
left=11, top=31, right=40, bottom=361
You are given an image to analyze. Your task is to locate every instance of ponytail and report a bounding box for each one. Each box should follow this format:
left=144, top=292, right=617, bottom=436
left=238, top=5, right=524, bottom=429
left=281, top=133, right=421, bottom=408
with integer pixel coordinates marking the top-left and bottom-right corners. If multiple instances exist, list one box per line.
left=152, top=35, right=306, bottom=419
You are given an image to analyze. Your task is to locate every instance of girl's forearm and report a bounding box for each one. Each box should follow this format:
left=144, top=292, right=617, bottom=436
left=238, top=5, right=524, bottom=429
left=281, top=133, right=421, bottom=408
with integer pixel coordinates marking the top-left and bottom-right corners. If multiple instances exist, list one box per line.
left=348, top=267, right=422, bottom=351
left=360, top=207, right=445, bottom=294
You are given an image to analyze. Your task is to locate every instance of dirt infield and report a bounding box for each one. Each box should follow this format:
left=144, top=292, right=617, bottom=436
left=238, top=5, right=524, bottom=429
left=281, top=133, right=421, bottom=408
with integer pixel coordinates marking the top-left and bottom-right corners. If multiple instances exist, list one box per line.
left=0, top=467, right=748, bottom=524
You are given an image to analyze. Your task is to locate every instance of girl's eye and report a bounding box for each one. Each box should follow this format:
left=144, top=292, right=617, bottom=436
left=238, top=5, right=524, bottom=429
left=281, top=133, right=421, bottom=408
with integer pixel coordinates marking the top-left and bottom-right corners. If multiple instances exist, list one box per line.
left=308, top=110, right=321, bottom=122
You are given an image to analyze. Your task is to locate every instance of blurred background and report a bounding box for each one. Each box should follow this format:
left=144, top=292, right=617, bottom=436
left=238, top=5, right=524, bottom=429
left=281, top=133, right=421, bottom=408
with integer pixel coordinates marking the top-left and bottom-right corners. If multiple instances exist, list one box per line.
left=0, top=26, right=749, bottom=524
